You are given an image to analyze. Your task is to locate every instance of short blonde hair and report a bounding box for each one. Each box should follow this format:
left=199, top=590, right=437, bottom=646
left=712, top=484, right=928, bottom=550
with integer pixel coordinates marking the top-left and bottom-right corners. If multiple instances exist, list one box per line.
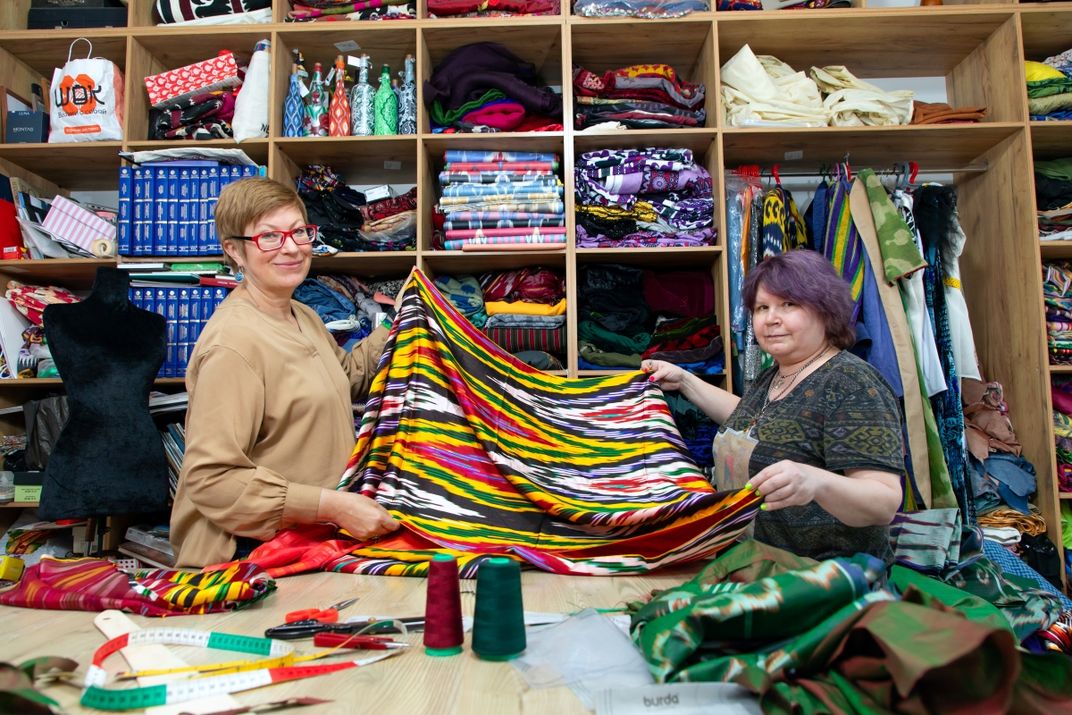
left=215, top=177, right=308, bottom=269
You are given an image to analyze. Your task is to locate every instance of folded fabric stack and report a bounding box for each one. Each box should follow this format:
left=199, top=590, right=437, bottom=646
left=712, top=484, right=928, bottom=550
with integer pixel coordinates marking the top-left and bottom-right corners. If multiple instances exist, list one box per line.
left=424, top=42, right=562, bottom=133
left=475, top=268, right=566, bottom=357
left=910, top=101, right=987, bottom=125
left=573, top=63, right=706, bottom=130
left=574, top=147, right=715, bottom=248
left=287, top=0, right=417, bottom=21
left=1044, top=262, right=1072, bottom=364
left=296, top=165, right=416, bottom=252
left=1035, top=158, right=1072, bottom=242
left=1026, top=54, right=1072, bottom=121
left=720, top=44, right=913, bottom=127
left=428, top=0, right=558, bottom=16
left=3, top=281, right=80, bottom=379
left=578, top=264, right=722, bottom=372
left=433, top=150, right=565, bottom=250
left=572, top=0, right=708, bottom=18
left=295, top=273, right=395, bottom=350
left=149, top=89, right=239, bottom=140
left=156, top=0, right=272, bottom=24
left=1053, top=379, right=1072, bottom=496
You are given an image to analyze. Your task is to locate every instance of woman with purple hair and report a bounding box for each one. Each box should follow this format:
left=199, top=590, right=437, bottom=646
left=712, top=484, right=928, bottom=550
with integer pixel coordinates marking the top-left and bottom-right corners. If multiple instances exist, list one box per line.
left=645, top=249, right=904, bottom=564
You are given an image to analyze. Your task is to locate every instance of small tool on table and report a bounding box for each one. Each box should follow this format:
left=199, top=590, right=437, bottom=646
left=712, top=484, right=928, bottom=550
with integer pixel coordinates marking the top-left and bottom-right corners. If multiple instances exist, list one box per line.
left=312, top=633, right=410, bottom=650
left=283, top=597, right=359, bottom=624
left=265, top=616, right=425, bottom=641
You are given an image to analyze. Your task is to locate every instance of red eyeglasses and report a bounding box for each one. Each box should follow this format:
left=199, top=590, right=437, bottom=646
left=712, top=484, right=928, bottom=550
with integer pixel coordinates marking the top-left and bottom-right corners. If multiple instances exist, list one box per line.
left=232, top=225, right=318, bottom=251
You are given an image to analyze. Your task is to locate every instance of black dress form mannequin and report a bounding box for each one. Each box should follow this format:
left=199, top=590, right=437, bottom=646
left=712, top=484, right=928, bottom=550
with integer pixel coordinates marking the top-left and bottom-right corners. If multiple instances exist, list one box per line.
left=37, top=267, right=170, bottom=519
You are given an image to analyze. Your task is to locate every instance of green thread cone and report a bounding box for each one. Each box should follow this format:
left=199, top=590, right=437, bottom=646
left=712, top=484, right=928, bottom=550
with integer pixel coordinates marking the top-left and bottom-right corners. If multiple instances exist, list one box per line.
left=471, top=557, right=525, bottom=661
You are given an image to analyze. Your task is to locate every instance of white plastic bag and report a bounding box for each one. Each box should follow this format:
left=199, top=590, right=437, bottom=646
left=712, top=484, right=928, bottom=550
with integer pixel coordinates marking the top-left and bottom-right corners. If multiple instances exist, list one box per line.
left=232, top=39, right=271, bottom=142
left=49, top=38, right=125, bottom=143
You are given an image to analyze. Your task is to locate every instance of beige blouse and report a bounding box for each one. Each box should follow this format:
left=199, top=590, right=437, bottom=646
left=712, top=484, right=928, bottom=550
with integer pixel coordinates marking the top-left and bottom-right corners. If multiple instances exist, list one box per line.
left=170, top=285, right=389, bottom=568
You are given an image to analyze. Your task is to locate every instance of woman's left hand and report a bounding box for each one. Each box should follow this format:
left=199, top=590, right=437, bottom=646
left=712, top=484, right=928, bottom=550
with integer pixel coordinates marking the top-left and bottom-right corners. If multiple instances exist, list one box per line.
left=748, top=460, right=825, bottom=511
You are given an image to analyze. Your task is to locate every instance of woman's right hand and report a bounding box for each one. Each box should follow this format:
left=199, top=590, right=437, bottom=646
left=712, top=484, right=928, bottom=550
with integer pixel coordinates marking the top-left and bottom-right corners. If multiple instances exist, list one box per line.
left=317, top=489, right=400, bottom=541
left=643, top=359, right=688, bottom=391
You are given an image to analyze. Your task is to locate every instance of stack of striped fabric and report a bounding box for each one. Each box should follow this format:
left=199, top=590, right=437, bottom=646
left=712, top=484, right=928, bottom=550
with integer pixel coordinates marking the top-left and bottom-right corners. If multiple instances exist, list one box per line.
left=434, top=150, right=566, bottom=251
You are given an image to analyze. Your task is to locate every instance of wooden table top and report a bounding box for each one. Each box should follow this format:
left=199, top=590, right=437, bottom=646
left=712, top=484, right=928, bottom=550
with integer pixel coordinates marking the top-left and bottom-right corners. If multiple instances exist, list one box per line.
left=0, top=567, right=700, bottom=715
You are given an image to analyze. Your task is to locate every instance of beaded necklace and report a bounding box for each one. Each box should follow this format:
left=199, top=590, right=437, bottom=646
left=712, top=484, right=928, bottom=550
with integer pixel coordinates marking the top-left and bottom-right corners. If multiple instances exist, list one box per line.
left=747, top=345, right=831, bottom=434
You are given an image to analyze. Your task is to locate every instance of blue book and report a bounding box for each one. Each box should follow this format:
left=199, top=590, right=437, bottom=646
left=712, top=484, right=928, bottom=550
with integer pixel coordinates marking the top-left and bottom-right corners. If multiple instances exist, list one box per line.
left=242, top=165, right=258, bottom=179
left=130, top=286, right=144, bottom=311
left=177, top=169, right=192, bottom=256
left=152, top=167, right=168, bottom=256
left=164, top=288, right=179, bottom=378
left=206, top=167, right=221, bottom=256
left=118, top=166, right=133, bottom=256
left=132, top=167, right=148, bottom=256
left=139, top=160, right=219, bottom=168
left=189, top=287, right=204, bottom=345
left=166, top=168, right=180, bottom=256
left=177, top=287, right=192, bottom=376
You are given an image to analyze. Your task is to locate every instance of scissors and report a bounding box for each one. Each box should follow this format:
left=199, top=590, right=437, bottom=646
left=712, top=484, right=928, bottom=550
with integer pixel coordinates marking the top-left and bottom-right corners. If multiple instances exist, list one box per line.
left=265, top=616, right=425, bottom=641
left=283, top=597, right=358, bottom=624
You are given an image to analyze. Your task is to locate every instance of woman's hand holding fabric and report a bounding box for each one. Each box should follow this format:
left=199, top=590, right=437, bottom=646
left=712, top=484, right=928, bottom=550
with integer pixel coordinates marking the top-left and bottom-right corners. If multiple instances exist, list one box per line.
left=748, top=460, right=823, bottom=511
left=642, top=359, right=687, bottom=390
left=317, top=489, right=401, bottom=541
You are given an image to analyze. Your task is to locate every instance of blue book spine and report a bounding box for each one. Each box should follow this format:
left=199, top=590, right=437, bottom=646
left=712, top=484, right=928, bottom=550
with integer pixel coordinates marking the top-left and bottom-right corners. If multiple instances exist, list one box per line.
left=211, top=287, right=227, bottom=313
left=199, top=286, right=215, bottom=328
left=152, top=167, right=168, bottom=256
left=118, top=166, right=133, bottom=256
left=177, top=169, right=192, bottom=256
left=190, top=286, right=204, bottom=345
left=164, top=288, right=179, bottom=378
left=130, top=287, right=144, bottom=311
left=207, top=167, right=221, bottom=256
left=242, top=165, right=258, bottom=179
left=177, top=287, right=192, bottom=376
left=133, top=167, right=148, bottom=256
left=166, top=168, right=179, bottom=257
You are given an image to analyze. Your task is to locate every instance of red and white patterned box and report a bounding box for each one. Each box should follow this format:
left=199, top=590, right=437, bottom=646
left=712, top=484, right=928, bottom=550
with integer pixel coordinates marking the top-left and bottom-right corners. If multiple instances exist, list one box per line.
left=143, top=50, right=241, bottom=108
left=42, top=195, right=116, bottom=253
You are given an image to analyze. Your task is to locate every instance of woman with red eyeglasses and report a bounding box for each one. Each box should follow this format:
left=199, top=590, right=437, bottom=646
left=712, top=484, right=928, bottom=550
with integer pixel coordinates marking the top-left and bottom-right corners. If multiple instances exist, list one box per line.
left=171, top=177, right=403, bottom=568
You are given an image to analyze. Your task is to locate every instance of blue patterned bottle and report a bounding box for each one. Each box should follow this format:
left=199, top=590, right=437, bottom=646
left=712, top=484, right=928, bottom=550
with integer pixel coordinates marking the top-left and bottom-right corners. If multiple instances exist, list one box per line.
left=283, top=63, right=304, bottom=137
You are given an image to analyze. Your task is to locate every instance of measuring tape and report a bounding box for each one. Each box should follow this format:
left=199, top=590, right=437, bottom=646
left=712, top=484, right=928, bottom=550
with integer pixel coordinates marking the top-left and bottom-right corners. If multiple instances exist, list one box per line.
left=81, top=627, right=397, bottom=711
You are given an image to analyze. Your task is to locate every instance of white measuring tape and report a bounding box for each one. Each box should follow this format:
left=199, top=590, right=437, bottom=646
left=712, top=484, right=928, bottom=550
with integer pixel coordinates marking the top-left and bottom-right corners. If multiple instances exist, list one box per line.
left=82, top=627, right=397, bottom=711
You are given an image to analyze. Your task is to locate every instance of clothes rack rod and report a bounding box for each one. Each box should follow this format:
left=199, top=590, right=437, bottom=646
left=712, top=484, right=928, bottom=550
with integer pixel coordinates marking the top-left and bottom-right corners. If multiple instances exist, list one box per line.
left=747, top=164, right=990, bottom=178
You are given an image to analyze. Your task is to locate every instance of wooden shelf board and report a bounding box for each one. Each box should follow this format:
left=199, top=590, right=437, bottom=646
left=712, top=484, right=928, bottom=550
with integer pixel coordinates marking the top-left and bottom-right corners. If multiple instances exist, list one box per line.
left=131, top=28, right=280, bottom=68
left=0, top=258, right=113, bottom=287
left=275, top=136, right=418, bottom=184
left=422, top=250, right=567, bottom=274
left=1030, top=122, right=1072, bottom=160
left=311, top=252, right=416, bottom=277
left=0, top=30, right=128, bottom=77
left=1060, top=492, right=1072, bottom=500
left=124, top=139, right=271, bottom=166
left=1040, top=242, right=1072, bottom=260
left=716, top=9, right=1014, bottom=77
left=0, top=502, right=39, bottom=509
left=1049, top=364, right=1072, bottom=374
left=0, top=378, right=63, bottom=386
left=422, top=133, right=564, bottom=153
left=0, top=142, right=123, bottom=190
left=721, top=123, right=1021, bottom=169
left=576, top=247, right=722, bottom=269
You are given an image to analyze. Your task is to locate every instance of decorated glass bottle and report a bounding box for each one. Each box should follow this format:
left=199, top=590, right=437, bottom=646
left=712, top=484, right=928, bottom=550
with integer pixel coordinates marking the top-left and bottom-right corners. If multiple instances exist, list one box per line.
left=349, top=54, right=374, bottom=136
left=398, top=54, right=416, bottom=135
left=283, top=62, right=304, bottom=137
left=373, top=63, right=398, bottom=136
left=328, top=55, right=351, bottom=136
left=306, top=62, right=329, bottom=137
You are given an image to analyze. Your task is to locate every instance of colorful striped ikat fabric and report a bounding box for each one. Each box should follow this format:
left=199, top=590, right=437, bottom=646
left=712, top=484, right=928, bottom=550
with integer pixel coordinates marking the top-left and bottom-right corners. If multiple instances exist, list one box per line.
left=252, top=270, right=759, bottom=577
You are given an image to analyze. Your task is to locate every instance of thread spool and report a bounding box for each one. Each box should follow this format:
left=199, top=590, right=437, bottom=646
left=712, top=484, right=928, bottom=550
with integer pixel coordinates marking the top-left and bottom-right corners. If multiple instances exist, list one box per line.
left=423, top=553, right=464, bottom=656
left=471, top=557, right=525, bottom=661
left=91, top=237, right=116, bottom=258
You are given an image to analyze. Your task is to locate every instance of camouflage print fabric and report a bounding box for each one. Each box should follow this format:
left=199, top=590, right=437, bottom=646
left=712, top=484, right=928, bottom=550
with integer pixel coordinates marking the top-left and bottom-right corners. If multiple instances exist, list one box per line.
left=858, top=168, right=928, bottom=282
left=632, top=540, right=1072, bottom=714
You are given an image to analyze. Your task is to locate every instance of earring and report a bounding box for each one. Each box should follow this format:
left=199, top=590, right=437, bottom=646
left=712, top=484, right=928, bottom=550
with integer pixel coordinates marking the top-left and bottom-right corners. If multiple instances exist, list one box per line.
left=235, top=268, right=245, bottom=282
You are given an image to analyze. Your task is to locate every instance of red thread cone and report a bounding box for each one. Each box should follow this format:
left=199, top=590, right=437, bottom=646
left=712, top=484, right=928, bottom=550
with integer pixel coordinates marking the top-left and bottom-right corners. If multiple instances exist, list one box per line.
left=423, top=553, right=464, bottom=656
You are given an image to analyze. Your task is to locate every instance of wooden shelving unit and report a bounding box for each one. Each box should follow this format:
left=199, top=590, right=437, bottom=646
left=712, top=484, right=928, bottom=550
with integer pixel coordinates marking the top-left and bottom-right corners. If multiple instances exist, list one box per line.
left=0, top=0, right=1067, bottom=578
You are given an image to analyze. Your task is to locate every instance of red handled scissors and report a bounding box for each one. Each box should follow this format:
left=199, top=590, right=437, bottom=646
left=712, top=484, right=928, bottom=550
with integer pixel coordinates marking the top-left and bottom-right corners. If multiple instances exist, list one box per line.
left=284, top=597, right=358, bottom=624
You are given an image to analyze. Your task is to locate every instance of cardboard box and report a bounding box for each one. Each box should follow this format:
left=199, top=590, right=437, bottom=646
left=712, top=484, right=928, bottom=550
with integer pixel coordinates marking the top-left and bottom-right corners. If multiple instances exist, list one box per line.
left=12, top=471, right=42, bottom=503
left=144, top=51, right=241, bottom=109
left=42, top=195, right=116, bottom=253
left=5, top=110, right=48, bottom=143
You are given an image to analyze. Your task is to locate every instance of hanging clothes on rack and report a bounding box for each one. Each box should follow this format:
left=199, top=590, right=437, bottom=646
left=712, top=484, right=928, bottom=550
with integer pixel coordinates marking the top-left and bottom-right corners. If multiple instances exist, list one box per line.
left=915, top=184, right=978, bottom=523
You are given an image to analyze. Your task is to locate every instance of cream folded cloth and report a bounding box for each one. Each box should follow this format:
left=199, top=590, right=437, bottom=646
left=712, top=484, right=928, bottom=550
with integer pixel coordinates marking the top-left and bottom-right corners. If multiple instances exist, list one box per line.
left=810, top=65, right=914, bottom=126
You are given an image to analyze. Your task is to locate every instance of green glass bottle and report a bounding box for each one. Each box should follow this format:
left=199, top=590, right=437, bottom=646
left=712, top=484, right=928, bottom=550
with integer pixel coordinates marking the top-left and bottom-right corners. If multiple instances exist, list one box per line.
left=373, top=63, right=398, bottom=136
